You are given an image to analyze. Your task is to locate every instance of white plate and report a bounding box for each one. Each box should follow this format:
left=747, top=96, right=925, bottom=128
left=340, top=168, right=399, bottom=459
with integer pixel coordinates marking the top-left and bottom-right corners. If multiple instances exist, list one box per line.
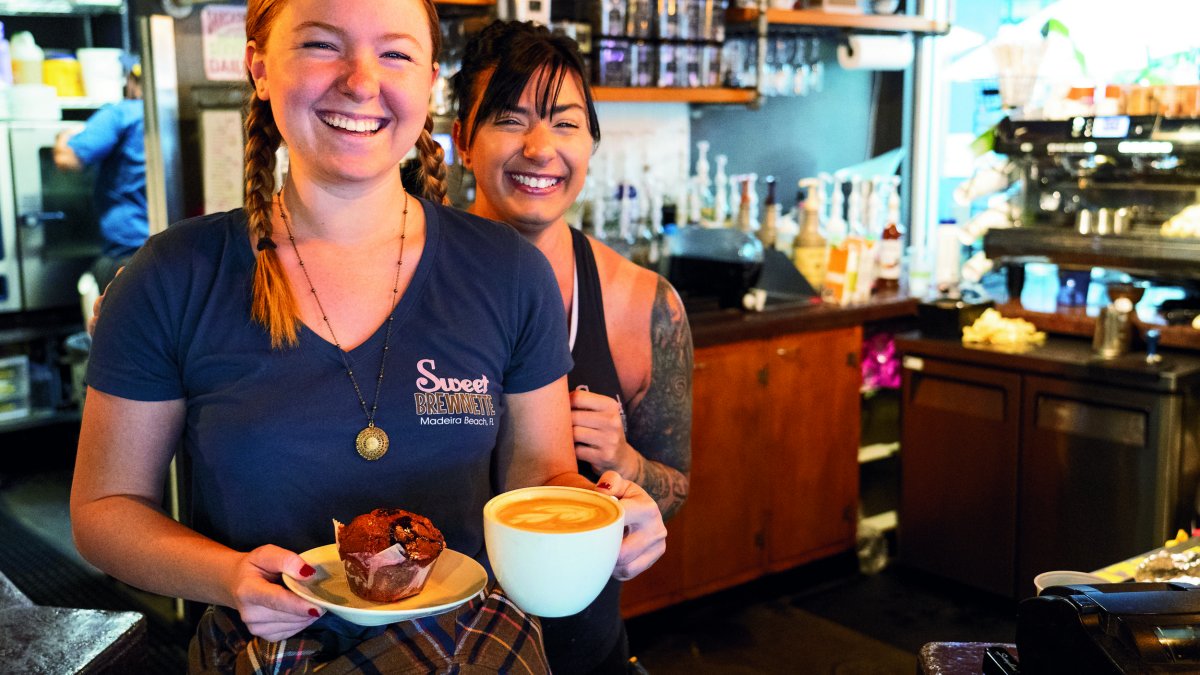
left=283, top=544, right=488, bottom=626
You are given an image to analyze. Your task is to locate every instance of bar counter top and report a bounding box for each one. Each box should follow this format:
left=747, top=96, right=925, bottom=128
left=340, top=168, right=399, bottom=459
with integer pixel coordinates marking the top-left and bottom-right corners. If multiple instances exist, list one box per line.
left=689, top=293, right=918, bottom=348
left=896, top=333, right=1200, bottom=393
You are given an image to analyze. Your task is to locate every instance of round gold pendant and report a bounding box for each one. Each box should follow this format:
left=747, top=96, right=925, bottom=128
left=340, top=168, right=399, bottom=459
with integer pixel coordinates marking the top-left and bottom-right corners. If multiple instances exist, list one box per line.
left=355, top=426, right=389, bottom=461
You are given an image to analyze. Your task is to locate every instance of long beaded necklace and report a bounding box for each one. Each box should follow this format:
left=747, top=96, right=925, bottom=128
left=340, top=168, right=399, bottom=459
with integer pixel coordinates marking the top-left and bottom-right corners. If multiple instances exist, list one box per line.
left=277, top=189, right=408, bottom=461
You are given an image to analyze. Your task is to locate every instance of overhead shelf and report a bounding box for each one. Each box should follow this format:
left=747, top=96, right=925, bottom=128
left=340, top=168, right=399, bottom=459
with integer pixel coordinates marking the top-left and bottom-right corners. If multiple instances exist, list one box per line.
left=593, top=86, right=757, bottom=105
left=0, top=0, right=122, bottom=16
left=726, top=7, right=949, bottom=35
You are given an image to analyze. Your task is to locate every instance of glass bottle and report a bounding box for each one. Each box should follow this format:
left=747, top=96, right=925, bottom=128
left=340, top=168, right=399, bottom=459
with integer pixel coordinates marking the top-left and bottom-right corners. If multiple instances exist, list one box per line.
left=759, top=176, right=779, bottom=251
left=875, top=177, right=903, bottom=292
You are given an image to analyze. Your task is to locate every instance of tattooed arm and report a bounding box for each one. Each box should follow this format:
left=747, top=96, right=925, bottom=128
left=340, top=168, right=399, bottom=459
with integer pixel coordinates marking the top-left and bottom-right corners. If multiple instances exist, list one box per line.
left=623, top=277, right=693, bottom=520
left=572, top=276, right=693, bottom=519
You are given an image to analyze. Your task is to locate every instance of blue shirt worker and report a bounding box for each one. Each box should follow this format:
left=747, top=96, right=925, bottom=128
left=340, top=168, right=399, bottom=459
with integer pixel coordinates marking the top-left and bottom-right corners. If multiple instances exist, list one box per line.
left=53, top=61, right=148, bottom=289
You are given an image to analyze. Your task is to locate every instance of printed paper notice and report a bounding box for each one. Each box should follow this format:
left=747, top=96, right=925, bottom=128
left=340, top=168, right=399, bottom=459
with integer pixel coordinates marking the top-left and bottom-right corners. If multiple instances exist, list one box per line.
left=201, top=5, right=247, bottom=82
left=202, top=109, right=245, bottom=213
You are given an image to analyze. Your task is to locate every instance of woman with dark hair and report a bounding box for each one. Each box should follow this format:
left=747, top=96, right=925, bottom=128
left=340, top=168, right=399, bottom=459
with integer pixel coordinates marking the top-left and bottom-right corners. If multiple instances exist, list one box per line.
left=70, top=2, right=665, bottom=671
left=451, top=20, right=693, bottom=674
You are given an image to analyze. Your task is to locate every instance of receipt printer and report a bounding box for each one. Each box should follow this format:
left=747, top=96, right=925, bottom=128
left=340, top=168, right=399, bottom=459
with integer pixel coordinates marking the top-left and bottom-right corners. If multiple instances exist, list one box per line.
left=1017, top=582, right=1200, bottom=673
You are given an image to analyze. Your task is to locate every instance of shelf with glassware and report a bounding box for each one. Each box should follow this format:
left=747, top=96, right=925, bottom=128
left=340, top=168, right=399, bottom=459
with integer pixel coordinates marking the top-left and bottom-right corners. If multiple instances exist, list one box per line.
left=592, top=85, right=756, bottom=104
left=725, top=6, right=949, bottom=35
left=0, top=0, right=122, bottom=17
left=590, top=6, right=947, bottom=104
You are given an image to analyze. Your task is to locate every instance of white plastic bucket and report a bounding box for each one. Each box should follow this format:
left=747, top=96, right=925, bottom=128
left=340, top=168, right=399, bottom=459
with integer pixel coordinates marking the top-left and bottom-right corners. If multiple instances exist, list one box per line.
left=76, top=48, right=123, bottom=102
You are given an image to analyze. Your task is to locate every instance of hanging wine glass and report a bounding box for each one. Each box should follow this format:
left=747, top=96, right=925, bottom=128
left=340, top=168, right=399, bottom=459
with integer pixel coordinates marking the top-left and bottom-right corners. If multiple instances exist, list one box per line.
left=761, top=38, right=778, bottom=97
left=809, top=36, right=825, bottom=94
left=774, top=37, right=794, bottom=97
left=793, top=35, right=810, bottom=97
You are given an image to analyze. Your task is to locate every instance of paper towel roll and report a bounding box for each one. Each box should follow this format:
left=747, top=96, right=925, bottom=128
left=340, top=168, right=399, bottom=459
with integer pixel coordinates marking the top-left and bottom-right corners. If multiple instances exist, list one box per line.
left=934, top=224, right=962, bottom=289
left=836, top=34, right=914, bottom=71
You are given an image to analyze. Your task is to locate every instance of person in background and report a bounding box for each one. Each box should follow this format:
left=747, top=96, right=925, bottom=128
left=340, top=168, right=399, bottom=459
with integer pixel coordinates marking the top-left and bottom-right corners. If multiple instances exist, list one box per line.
left=450, top=20, right=693, bottom=674
left=70, top=0, right=665, bottom=671
left=53, top=58, right=148, bottom=290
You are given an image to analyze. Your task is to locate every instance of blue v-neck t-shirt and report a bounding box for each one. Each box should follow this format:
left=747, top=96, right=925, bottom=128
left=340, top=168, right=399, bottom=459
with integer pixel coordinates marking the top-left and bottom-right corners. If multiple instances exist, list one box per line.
left=85, top=198, right=573, bottom=563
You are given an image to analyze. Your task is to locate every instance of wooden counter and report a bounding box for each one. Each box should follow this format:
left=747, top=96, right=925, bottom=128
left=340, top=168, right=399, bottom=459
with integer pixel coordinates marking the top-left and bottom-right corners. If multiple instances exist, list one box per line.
left=689, top=293, right=919, bottom=348
left=621, top=293, right=917, bottom=618
left=994, top=300, right=1200, bottom=352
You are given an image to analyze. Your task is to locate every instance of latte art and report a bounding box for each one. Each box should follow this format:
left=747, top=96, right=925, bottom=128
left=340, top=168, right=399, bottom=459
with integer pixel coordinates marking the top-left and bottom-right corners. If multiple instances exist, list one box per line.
left=497, top=497, right=619, bottom=533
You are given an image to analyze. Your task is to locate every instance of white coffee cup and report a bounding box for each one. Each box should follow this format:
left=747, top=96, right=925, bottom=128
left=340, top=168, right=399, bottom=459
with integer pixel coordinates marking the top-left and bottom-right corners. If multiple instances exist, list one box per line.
left=483, top=485, right=623, bottom=617
left=1033, top=570, right=1107, bottom=595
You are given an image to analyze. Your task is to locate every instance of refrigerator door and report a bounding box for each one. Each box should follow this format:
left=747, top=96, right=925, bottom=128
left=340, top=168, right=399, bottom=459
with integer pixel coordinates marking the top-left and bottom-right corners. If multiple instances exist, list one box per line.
left=1019, top=375, right=1184, bottom=597
left=0, top=123, right=16, bottom=313
left=8, top=121, right=101, bottom=312
left=899, top=355, right=1022, bottom=597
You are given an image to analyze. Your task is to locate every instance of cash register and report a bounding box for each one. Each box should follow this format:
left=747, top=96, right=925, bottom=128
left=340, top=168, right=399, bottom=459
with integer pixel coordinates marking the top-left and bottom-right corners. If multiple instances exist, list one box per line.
left=1017, top=582, right=1200, bottom=673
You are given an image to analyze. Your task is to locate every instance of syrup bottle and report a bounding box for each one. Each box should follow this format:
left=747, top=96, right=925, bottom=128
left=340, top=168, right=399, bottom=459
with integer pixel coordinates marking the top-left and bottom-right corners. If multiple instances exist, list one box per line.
left=735, top=177, right=753, bottom=233
left=759, top=176, right=779, bottom=250
left=875, top=177, right=903, bottom=293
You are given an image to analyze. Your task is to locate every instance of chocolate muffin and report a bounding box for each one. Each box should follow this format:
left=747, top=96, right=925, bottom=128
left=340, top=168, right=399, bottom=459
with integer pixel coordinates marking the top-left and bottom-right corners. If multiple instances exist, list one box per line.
left=335, top=508, right=446, bottom=602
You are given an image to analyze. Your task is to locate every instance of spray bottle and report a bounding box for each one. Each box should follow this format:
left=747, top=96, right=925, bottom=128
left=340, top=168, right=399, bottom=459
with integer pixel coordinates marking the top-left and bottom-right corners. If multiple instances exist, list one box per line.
left=826, top=175, right=847, bottom=248
left=692, top=140, right=712, bottom=227
left=746, top=173, right=760, bottom=229
left=712, top=154, right=729, bottom=228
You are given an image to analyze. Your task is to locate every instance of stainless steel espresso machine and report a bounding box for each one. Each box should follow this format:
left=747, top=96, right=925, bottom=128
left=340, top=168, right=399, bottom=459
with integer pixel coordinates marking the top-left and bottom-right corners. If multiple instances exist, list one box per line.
left=985, top=114, right=1200, bottom=324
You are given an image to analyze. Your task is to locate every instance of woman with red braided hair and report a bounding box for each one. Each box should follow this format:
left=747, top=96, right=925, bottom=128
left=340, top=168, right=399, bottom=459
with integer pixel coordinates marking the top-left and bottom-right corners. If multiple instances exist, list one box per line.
left=70, top=0, right=665, bottom=671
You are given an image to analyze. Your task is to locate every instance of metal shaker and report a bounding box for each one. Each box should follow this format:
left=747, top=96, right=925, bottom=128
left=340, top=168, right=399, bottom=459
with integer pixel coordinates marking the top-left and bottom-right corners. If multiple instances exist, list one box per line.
left=1092, top=297, right=1134, bottom=359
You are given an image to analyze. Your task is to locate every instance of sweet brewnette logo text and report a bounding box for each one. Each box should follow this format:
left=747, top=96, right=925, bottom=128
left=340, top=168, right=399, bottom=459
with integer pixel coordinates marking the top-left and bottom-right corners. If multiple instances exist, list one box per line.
left=413, top=359, right=496, bottom=426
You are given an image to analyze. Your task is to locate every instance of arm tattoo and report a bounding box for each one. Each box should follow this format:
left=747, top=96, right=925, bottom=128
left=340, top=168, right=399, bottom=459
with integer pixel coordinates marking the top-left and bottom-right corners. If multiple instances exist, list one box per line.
left=626, top=276, right=692, bottom=520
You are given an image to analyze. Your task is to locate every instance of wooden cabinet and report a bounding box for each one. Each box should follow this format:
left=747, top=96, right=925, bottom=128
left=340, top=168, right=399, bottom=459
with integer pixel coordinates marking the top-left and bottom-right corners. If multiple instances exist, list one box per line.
left=622, top=326, right=861, bottom=616
left=765, top=330, right=861, bottom=571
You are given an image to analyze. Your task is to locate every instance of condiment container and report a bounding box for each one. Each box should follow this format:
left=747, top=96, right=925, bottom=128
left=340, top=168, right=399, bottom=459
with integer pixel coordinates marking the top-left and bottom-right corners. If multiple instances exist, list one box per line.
left=8, top=83, right=60, bottom=120
left=0, top=22, right=13, bottom=86
left=10, top=31, right=43, bottom=85
left=43, top=56, right=84, bottom=97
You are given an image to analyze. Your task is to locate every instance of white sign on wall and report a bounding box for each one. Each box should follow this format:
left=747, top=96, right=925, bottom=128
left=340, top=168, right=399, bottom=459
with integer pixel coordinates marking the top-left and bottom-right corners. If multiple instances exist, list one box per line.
left=201, top=109, right=246, bottom=213
left=201, top=5, right=247, bottom=82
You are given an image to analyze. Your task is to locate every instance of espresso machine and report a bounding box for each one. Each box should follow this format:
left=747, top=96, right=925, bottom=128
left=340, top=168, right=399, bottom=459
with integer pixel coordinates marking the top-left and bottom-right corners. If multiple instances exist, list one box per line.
left=985, top=114, right=1200, bottom=325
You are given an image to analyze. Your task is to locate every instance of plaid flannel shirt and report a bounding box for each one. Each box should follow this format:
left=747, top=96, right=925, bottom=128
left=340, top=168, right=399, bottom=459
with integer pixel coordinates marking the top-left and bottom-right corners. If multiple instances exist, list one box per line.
left=188, top=586, right=548, bottom=674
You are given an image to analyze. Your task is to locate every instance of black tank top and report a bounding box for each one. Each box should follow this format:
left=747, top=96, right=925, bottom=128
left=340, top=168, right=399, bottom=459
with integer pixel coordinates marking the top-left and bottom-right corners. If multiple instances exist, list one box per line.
left=543, top=227, right=629, bottom=674
left=566, top=227, right=625, bottom=451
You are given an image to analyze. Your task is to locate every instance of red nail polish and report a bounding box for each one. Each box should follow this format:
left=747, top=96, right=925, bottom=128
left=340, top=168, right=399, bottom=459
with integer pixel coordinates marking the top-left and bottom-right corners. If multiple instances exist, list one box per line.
left=309, top=608, right=320, bottom=617
left=300, top=564, right=316, bottom=577
left=598, top=481, right=612, bottom=490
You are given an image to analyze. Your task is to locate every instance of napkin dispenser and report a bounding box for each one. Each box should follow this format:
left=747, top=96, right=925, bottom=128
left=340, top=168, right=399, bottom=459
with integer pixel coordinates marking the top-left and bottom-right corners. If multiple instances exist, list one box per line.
left=917, top=297, right=994, bottom=339
left=1017, top=582, right=1200, bottom=674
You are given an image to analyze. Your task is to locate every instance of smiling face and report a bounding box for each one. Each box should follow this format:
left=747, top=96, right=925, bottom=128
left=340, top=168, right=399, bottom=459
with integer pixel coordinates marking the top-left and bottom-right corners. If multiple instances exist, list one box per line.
left=456, top=66, right=594, bottom=235
left=246, top=0, right=438, bottom=188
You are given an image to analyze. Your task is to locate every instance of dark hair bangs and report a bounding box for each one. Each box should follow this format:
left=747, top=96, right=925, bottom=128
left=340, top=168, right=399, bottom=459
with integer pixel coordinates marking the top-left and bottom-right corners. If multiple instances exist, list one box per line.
left=467, top=41, right=600, bottom=147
